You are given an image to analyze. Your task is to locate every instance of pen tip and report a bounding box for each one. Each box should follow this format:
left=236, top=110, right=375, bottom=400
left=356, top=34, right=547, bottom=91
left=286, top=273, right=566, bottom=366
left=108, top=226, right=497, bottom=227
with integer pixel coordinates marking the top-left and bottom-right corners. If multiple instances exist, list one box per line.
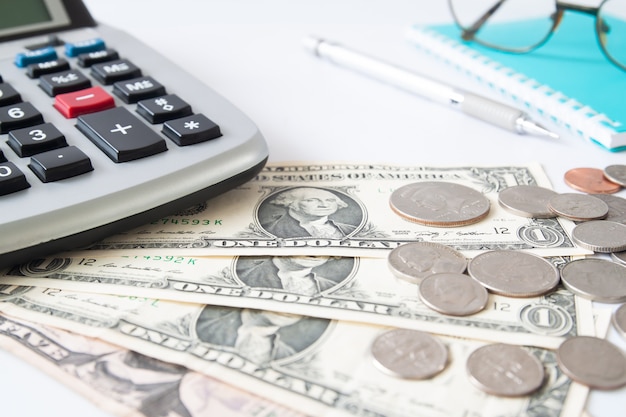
left=302, top=36, right=323, bottom=55
left=519, top=119, right=559, bottom=139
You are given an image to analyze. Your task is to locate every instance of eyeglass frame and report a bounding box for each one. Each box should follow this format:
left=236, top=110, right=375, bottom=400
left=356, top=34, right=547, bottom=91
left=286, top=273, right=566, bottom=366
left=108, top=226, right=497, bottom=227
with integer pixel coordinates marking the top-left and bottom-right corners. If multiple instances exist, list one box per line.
left=447, top=0, right=626, bottom=71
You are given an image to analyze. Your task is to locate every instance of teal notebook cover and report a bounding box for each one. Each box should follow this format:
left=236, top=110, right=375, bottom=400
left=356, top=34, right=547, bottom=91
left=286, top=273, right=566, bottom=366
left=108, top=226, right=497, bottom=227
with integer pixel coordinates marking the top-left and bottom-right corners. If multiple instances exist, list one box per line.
left=407, top=13, right=626, bottom=151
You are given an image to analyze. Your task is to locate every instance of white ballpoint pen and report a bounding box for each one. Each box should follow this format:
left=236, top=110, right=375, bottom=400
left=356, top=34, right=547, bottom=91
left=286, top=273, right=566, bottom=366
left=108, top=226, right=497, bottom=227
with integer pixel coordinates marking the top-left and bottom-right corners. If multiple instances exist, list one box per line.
left=303, top=36, right=559, bottom=139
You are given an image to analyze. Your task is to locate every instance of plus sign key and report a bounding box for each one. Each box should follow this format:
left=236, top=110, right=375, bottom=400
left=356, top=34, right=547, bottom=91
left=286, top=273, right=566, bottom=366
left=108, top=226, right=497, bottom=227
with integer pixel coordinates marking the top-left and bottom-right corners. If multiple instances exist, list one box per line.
left=162, top=114, right=221, bottom=146
left=76, top=107, right=166, bottom=162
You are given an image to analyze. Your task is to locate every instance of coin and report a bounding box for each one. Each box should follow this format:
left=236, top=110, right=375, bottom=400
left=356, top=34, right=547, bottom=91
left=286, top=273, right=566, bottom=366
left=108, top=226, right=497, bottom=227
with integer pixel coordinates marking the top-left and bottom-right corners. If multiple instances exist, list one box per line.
left=604, top=164, right=626, bottom=187
left=466, top=343, right=545, bottom=397
left=387, top=242, right=467, bottom=284
left=497, top=185, right=558, bottom=218
left=547, top=193, right=609, bottom=221
left=564, top=167, right=621, bottom=194
left=591, top=193, right=626, bottom=224
left=467, top=250, right=560, bottom=297
left=418, top=272, right=488, bottom=316
left=570, top=220, right=626, bottom=253
left=559, top=258, right=626, bottom=303
left=557, top=336, right=626, bottom=390
left=613, top=304, right=626, bottom=341
left=612, top=250, right=626, bottom=265
left=370, top=329, right=448, bottom=380
left=389, top=181, right=490, bottom=227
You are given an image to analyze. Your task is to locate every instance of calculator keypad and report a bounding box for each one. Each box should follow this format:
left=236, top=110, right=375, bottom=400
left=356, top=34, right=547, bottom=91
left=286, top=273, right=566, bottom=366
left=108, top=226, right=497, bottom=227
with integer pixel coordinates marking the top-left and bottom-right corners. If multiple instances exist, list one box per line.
left=0, top=35, right=222, bottom=190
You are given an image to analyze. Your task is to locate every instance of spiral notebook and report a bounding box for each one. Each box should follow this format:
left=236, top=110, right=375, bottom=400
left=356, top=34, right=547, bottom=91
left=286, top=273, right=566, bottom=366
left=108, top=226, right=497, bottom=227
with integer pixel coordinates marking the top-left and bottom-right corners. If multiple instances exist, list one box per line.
left=406, top=13, right=626, bottom=151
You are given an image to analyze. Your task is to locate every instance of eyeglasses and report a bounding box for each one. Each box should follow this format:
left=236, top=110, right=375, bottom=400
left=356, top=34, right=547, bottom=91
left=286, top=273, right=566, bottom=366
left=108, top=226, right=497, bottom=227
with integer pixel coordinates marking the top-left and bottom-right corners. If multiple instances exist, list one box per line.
left=448, top=0, right=626, bottom=71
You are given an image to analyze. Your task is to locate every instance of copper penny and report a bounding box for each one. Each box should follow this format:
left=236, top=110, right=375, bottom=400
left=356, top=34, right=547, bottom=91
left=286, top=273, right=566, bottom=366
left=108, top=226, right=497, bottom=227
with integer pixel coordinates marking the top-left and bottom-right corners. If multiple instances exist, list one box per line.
left=564, top=167, right=621, bottom=194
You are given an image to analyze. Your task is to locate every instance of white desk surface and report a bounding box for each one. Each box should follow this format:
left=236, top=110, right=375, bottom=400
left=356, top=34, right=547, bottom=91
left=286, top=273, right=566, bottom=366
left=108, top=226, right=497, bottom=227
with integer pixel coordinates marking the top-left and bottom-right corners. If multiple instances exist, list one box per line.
left=2, top=0, right=626, bottom=415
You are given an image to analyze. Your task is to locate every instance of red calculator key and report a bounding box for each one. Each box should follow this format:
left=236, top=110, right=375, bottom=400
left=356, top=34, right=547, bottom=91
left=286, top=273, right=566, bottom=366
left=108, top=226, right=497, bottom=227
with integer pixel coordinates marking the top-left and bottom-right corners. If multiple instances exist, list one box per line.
left=54, top=86, right=115, bottom=118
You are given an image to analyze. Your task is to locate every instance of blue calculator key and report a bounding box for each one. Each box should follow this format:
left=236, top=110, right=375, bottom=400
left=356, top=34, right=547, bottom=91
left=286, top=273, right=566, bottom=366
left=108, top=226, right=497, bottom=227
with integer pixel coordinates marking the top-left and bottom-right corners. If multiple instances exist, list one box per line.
left=28, top=145, right=93, bottom=182
left=14, top=46, right=58, bottom=68
left=64, top=38, right=106, bottom=57
left=0, top=162, right=30, bottom=196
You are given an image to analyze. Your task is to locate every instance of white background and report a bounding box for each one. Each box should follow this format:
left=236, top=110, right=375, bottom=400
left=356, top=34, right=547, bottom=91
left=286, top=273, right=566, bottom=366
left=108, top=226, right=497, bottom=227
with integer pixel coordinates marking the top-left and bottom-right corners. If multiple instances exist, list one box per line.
left=1, top=0, right=626, bottom=415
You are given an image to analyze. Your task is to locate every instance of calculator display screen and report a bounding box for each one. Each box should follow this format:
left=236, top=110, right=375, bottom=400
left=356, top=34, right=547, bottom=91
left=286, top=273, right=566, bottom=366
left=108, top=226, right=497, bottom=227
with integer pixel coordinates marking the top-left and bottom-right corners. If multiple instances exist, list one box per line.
left=0, top=0, right=70, bottom=39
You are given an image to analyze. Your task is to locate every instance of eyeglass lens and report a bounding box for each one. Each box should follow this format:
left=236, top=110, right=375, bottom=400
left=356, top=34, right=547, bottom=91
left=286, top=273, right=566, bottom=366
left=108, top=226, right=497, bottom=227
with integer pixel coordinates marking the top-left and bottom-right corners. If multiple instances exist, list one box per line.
left=449, top=0, right=626, bottom=69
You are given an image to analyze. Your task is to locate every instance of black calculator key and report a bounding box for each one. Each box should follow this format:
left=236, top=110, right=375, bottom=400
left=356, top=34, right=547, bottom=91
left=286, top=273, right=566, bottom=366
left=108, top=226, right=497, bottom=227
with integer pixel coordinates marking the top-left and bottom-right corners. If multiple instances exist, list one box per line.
left=0, top=83, right=22, bottom=106
left=76, top=107, right=167, bottom=162
left=162, top=114, right=222, bottom=146
left=27, top=58, right=71, bottom=78
left=0, top=161, right=30, bottom=196
left=0, top=102, right=44, bottom=134
left=136, top=94, right=193, bottom=124
left=7, top=123, right=68, bottom=157
left=91, top=59, right=142, bottom=85
left=78, top=49, right=119, bottom=67
left=28, top=145, right=93, bottom=182
left=39, top=69, right=92, bottom=96
left=113, top=76, right=166, bottom=104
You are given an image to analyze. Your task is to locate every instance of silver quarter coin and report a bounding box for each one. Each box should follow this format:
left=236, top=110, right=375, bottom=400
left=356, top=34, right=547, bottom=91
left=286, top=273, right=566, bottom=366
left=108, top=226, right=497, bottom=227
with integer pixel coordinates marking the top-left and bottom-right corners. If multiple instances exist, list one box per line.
left=613, top=304, right=626, bottom=341
left=571, top=220, right=626, bottom=253
left=466, top=343, right=545, bottom=397
left=387, top=242, right=467, bottom=284
left=560, top=258, right=626, bottom=303
left=612, top=250, right=626, bottom=265
left=557, top=336, right=626, bottom=390
left=547, top=193, right=609, bottom=221
left=370, top=329, right=448, bottom=380
left=497, top=185, right=558, bottom=218
left=591, top=193, right=626, bottom=224
left=467, top=250, right=560, bottom=297
left=418, top=272, right=488, bottom=316
left=604, top=164, right=626, bottom=187
left=389, top=181, right=490, bottom=227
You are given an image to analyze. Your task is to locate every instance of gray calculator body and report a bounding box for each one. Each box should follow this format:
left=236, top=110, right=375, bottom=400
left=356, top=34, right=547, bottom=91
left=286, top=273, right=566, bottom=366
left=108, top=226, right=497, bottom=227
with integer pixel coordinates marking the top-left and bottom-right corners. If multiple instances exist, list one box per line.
left=0, top=0, right=268, bottom=267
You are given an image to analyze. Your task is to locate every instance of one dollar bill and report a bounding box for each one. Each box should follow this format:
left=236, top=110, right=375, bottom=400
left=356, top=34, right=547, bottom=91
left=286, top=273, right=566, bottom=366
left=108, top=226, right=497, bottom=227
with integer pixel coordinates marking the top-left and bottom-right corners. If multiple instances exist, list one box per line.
left=78, top=163, right=586, bottom=258
left=0, top=286, right=589, bottom=417
left=0, top=254, right=593, bottom=349
left=0, top=313, right=307, bottom=417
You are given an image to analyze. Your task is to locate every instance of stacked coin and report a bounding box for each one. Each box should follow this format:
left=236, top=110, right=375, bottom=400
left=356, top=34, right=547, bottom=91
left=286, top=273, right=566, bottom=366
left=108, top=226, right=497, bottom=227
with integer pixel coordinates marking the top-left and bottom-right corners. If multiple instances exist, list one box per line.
left=559, top=258, right=626, bottom=303
left=564, top=167, right=621, bottom=194
left=387, top=242, right=467, bottom=284
left=418, top=272, right=488, bottom=316
left=497, top=184, right=557, bottom=218
left=467, top=250, right=560, bottom=298
left=389, top=181, right=490, bottom=227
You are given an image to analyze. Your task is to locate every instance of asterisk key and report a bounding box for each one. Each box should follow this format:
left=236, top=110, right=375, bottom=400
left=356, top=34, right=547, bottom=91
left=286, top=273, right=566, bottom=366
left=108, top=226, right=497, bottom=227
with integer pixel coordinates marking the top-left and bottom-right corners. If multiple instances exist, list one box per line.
left=184, top=121, right=200, bottom=130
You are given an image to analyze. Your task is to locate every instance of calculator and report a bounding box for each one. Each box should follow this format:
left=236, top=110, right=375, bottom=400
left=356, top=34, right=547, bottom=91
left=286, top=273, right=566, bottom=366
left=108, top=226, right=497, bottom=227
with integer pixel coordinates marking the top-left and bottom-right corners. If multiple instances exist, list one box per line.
left=0, top=0, right=269, bottom=268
